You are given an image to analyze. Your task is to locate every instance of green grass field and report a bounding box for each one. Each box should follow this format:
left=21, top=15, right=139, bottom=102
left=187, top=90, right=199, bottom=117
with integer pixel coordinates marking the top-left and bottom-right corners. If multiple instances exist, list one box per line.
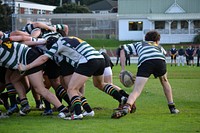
left=0, top=64, right=200, bottom=133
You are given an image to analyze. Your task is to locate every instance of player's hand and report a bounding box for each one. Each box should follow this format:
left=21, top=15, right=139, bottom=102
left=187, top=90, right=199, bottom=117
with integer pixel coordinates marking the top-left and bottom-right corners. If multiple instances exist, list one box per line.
left=18, top=63, right=28, bottom=75
left=18, top=63, right=27, bottom=71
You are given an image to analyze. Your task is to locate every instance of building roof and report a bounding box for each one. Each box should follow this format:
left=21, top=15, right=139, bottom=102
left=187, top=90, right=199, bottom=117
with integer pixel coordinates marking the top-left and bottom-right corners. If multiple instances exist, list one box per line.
left=118, top=0, right=200, bottom=14
left=88, top=0, right=117, bottom=11
left=117, top=13, right=200, bottom=21
left=147, top=13, right=200, bottom=21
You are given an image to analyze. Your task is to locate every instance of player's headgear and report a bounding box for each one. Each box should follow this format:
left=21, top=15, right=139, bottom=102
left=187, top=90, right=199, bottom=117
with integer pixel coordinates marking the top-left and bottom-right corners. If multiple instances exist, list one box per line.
left=46, top=37, right=58, bottom=50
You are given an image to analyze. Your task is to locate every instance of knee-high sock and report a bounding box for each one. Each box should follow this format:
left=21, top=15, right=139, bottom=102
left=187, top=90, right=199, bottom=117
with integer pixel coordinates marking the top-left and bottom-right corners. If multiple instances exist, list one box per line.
left=81, top=96, right=92, bottom=113
left=6, top=83, right=17, bottom=107
left=71, top=96, right=82, bottom=115
left=55, top=85, right=71, bottom=106
left=103, top=84, right=123, bottom=103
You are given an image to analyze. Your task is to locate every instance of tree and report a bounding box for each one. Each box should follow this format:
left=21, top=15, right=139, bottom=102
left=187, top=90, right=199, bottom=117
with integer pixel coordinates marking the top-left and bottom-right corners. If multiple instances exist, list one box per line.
left=0, top=1, right=12, bottom=31
left=193, top=33, right=200, bottom=44
left=26, top=0, right=103, bottom=6
left=53, top=3, right=91, bottom=13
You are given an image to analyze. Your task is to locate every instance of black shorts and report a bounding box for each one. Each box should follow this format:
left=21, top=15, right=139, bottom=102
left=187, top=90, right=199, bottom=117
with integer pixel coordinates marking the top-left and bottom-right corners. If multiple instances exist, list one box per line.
left=188, top=56, right=194, bottom=60
left=43, top=59, right=60, bottom=79
left=59, top=61, right=74, bottom=76
left=0, top=66, right=6, bottom=83
left=102, top=52, right=114, bottom=68
left=75, top=59, right=105, bottom=77
left=137, top=59, right=166, bottom=78
left=24, top=48, right=44, bottom=76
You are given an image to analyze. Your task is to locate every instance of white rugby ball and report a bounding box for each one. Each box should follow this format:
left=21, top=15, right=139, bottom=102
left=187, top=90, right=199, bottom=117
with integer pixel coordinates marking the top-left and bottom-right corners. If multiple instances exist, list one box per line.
left=120, top=70, right=135, bottom=87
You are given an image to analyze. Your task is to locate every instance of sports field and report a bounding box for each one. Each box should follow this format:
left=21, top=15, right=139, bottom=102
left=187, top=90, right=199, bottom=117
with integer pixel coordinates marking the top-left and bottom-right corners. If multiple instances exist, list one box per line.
left=0, top=64, right=199, bottom=133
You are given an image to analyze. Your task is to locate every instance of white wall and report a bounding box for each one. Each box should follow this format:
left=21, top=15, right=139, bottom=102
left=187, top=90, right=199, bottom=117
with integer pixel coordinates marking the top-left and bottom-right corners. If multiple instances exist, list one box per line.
left=110, top=57, right=198, bottom=64
left=160, top=34, right=196, bottom=44
left=118, top=19, right=151, bottom=41
left=119, top=19, right=197, bottom=43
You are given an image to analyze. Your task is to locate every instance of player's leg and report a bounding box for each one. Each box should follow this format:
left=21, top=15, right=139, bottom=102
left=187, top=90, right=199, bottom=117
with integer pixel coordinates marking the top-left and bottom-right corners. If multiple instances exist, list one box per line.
left=111, top=77, right=148, bottom=119
left=159, top=73, right=179, bottom=114
left=64, top=72, right=89, bottom=120
left=8, top=71, right=30, bottom=116
left=27, top=70, right=69, bottom=117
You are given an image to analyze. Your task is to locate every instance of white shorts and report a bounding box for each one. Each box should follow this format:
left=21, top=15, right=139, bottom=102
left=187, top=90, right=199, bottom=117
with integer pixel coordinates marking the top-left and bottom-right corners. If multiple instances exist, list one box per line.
left=103, top=67, right=112, bottom=76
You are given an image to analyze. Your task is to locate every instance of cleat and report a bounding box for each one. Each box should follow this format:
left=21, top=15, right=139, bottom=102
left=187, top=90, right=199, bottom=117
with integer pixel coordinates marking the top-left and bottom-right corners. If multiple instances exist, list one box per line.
left=36, top=104, right=45, bottom=110
left=6, top=104, right=19, bottom=116
left=111, top=107, right=129, bottom=119
left=57, top=112, right=71, bottom=118
left=41, top=109, right=53, bottom=116
left=168, top=104, right=179, bottom=114
left=19, top=105, right=31, bottom=116
left=114, top=96, right=128, bottom=111
left=121, top=96, right=127, bottom=105
left=0, top=111, right=9, bottom=119
left=64, top=114, right=83, bottom=120
left=130, top=103, right=136, bottom=113
left=83, top=110, right=95, bottom=117
left=170, top=108, right=179, bottom=114
left=111, top=103, right=131, bottom=119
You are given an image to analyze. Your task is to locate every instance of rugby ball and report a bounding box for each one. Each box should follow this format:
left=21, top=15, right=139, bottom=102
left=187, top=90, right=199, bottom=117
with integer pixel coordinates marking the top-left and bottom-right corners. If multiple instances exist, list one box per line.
left=120, top=70, right=135, bottom=87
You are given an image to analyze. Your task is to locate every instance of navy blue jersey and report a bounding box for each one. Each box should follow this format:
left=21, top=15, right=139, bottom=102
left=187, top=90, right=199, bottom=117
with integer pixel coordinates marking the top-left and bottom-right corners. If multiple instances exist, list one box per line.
left=170, top=48, right=177, bottom=55
left=186, top=48, right=195, bottom=56
left=178, top=48, right=185, bottom=56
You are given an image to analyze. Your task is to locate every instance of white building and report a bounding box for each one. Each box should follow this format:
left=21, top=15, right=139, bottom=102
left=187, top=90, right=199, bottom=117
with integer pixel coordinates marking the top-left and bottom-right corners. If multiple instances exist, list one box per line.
left=118, top=0, right=200, bottom=44
left=2, top=0, right=56, bottom=14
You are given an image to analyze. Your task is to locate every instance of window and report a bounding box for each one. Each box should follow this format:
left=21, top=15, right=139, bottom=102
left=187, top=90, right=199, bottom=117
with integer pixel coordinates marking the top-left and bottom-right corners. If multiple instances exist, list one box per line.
left=29, top=8, right=34, bottom=14
left=181, top=21, right=188, bottom=29
left=129, top=21, right=143, bottom=31
left=155, top=21, right=165, bottom=29
left=171, top=21, right=178, bottom=29
left=194, top=20, right=200, bottom=28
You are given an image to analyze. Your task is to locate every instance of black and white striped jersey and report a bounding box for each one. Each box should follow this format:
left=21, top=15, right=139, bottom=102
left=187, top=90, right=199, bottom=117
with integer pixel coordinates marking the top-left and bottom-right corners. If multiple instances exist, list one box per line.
left=0, top=41, right=30, bottom=69
left=44, top=36, right=104, bottom=67
left=123, top=41, right=166, bottom=67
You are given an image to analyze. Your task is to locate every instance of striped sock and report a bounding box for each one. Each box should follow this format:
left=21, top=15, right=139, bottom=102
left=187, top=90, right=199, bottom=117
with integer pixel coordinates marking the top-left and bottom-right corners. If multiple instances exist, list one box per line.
left=103, top=84, right=123, bottom=103
left=71, top=96, right=82, bottom=115
left=6, top=83, right=17, bottom=107
left=55, top=85, right=71, bottom=106
left=81, top=96, right=92, bottom=113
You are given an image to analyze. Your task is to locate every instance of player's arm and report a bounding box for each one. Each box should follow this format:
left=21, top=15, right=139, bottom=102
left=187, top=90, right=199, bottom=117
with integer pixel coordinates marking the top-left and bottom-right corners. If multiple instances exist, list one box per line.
left=18, top=54, right=49, bottom=72
left=55, top=24, right=69, bottom=36
left=10, top=30, right=30, bottom=36
left=32, top=22, right=55, bottom=31
left=185, top=50, right=189, bottom=56
left=120, top=48, right=126, bottom=71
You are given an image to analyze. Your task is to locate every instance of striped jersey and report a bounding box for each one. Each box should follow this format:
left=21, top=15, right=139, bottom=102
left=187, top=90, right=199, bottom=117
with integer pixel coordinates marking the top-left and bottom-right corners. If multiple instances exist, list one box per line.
left=0, top=32, right=10, bottom=40
left=44, top=36, right=104, bottom=67
left=53, top=24, right=65, bottom=31
left=0, top=41, right=30, bottom=69
left=123, top=41, right=166, bottom=67
left=41, top=30, right=62, bottom=40
left=21, top=23, right=39, bottom=34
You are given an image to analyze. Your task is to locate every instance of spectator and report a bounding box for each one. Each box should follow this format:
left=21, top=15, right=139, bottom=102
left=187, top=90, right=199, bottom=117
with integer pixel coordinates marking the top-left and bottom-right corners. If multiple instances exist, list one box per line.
left=196, top=45, right=200, bottom=67
left=169, top=45, right=178, bottom=66
left=177, top=46, right=185, bottom=66
left=115, top=45, right=122, bottom=65
left=185, top=45, right=195, bottom=66
left=125, top=50, right=131, bottom=66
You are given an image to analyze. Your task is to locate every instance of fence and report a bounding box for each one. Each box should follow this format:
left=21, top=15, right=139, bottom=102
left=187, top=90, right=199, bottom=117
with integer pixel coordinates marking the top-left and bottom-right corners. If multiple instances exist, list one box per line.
left=12, top=13, right=118, bottom=39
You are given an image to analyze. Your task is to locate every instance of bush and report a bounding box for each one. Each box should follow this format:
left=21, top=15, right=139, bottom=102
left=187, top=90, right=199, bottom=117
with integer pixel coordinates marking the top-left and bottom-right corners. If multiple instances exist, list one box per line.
left=193, top=33, right=200, bottom=44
